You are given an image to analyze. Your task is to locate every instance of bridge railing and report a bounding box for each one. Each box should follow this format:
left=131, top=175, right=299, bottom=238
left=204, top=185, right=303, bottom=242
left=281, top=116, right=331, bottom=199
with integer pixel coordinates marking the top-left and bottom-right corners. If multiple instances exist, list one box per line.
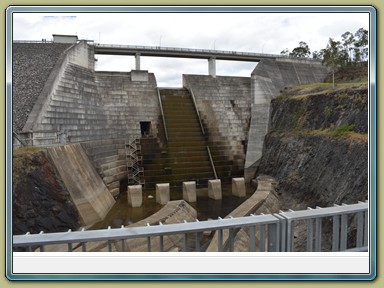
left=91, top=43, right=321, bottom=62
left=13, top=201, right=368, bottom=252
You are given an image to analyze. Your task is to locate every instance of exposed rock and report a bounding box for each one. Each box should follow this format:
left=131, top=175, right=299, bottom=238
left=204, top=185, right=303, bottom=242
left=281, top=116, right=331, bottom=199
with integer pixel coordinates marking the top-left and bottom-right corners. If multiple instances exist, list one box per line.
left=257, top=133, right=368, bottom=210
left=12, top=148, right=81, bottom=236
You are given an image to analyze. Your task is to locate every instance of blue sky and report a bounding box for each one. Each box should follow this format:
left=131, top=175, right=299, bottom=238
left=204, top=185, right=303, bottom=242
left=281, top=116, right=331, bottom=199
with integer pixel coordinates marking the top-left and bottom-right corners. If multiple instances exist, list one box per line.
left=13, top=11, right=369, bottom=86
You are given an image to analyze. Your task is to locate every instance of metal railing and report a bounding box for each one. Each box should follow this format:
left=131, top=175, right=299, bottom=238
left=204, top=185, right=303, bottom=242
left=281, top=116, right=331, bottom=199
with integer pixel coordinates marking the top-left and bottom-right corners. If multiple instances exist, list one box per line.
left=91, top=43, right=322, bottom=63
left=189, top=87, right=205, bottom=136
left=157, top=88, right=168, bottom=142
left=207, top=146, right=218, bottom=180
left=13, top=201, right=368, bottom=252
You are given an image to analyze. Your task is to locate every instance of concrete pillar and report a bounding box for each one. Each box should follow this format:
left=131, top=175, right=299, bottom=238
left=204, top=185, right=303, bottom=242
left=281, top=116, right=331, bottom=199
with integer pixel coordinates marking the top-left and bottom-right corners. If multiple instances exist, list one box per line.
left=208, top=179, right=222, bottom=200
left=183, top=181, right=196, bottom=202
left=232, top=177, right=246, bottom=197
left=208, top=57, right=216, bottom=77
left=156, top=183, right=170, bottom=205
left=127, top=185, right=143, bottom=207
left=135, top=52, right=141, bottom=70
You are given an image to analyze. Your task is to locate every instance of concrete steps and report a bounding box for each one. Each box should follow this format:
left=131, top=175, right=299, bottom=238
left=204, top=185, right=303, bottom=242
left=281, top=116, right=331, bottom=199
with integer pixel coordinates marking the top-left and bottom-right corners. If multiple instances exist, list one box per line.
left=140, top=89, right=215, bottom=189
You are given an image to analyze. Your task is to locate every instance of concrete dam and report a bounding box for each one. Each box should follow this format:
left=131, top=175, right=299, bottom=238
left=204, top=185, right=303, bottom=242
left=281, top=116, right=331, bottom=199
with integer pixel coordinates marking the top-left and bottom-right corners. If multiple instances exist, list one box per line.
left=12, top=36, right=330, bottom=230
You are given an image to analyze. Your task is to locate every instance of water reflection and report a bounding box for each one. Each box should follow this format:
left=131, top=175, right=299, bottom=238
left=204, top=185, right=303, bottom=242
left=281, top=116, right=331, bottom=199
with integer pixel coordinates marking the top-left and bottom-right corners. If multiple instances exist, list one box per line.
left=91, top=183, right=255, bottom=230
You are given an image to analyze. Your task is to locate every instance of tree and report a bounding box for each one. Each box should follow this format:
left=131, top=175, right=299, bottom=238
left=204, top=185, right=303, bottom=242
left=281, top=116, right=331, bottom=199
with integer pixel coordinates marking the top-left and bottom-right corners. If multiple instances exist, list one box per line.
left=280, top=48, right=290, bottom=56
left=341, top=31, right=355, bottom=64
left=354, top=28, right=368, bottom=62
left=312, top=50, right=323, bottom=60
left=322, top=38, right=343, bottom=88
left=290, top=41, right=311, bottom=58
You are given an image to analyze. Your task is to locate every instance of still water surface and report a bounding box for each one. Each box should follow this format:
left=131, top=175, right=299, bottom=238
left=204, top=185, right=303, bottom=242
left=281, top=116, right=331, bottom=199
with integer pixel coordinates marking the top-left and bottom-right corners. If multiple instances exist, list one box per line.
left=91, top=183, right=255, bottom=230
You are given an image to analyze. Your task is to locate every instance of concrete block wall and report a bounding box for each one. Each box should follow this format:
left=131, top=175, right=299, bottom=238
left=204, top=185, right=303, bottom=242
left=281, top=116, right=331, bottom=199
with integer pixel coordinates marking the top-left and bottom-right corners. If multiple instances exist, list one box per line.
left=95, top=71, right=160, bottom=139
left=245, top=59, right=330, bottom=170
left=183, top=75, right=252, bottom=175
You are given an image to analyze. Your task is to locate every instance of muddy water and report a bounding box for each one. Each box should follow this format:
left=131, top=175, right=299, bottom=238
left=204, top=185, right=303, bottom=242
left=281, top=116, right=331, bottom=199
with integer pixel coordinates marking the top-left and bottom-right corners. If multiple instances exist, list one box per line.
left=90, top=183, right=255, bottom=230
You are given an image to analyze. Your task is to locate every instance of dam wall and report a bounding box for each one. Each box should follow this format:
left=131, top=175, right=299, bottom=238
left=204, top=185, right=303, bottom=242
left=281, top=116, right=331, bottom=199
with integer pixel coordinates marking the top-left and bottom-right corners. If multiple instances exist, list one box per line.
left=14, top=42, right=161, bottom=195
left=16, top=41, right=160, bottom=146
left=12, top=42, right=73, bottom=133
left=245, top=59, right=330, bottom=171
left=183, top=75, right=252, bottom=177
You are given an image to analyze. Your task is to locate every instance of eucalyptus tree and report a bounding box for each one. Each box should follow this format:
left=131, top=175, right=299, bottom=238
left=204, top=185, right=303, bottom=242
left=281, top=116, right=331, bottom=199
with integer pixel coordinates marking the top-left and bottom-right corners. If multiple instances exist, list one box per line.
left=322, top=38, right=343, bottom=88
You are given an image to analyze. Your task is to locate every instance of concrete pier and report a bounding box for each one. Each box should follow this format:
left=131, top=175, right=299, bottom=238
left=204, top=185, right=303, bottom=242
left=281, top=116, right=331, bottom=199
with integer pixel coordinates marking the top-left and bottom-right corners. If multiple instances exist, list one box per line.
left=208, top=179, right=222, bottom=200
left=232, top=177, right=246, bottom=197
left=156, top=183, right=170, bottom=205
left=127, top=185, right=143, bottom=207
left=208, top=57, right=216, bottom=77
left=182, top=181, right=197, bottom=202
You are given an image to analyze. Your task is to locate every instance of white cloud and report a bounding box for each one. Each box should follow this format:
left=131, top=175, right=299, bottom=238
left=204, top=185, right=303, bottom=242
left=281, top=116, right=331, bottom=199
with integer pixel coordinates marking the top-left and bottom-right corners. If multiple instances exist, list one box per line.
left=12, top=10, right=370, bottom=86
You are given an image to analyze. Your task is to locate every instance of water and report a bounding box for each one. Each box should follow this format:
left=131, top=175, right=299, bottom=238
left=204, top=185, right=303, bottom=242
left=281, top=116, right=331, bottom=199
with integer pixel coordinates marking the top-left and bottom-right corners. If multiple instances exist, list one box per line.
left=90, top=183, right=255, bottom=230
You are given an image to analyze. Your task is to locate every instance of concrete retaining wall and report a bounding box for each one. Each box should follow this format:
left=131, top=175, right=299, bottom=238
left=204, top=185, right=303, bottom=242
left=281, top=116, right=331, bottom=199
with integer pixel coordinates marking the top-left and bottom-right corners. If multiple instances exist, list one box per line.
left=47, top=144, right=115, bottom=227
left=245, top=60, right=330, bottom=171
left=206, top=175, right=279, bottom=252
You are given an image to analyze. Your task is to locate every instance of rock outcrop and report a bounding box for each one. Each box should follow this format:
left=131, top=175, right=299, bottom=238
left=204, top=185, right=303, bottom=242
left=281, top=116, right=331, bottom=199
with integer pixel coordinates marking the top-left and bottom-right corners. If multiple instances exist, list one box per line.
left=255, top=83, right=368, bottom=210
left=12, top=147, right=81, bottom=235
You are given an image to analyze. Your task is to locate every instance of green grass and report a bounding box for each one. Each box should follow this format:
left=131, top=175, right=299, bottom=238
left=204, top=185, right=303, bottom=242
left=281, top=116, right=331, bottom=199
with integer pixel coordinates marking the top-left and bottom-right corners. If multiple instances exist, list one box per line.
left=331, top=124, right=355, bottom=137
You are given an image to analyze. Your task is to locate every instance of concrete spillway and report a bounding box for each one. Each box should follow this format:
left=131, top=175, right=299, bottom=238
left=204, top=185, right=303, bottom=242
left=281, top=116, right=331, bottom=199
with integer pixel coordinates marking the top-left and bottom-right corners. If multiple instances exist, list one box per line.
left=47, top=144, right=115, bottom=226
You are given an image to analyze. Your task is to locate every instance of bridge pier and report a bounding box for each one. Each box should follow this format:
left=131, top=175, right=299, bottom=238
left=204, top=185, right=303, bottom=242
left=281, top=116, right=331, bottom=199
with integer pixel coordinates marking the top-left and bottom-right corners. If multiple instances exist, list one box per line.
left=135, top=52, right=141, bottom=70
left=208, top=57, right=216, bottom=77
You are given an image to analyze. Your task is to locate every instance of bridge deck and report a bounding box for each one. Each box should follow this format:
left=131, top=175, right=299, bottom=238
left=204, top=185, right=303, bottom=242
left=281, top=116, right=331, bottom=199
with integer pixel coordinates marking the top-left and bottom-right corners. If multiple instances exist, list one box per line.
left=92, top=43, right=319, bottom=63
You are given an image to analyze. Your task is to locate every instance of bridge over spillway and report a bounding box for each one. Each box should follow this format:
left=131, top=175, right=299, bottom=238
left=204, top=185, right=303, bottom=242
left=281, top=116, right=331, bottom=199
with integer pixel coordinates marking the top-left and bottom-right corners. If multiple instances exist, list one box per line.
left=92, top=43, right=320, bottom=77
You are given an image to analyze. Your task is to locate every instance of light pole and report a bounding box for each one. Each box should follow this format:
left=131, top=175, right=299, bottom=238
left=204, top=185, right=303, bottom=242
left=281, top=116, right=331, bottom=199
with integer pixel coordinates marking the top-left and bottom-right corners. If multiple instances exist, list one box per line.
left=159, top=35, right=162, bottom=47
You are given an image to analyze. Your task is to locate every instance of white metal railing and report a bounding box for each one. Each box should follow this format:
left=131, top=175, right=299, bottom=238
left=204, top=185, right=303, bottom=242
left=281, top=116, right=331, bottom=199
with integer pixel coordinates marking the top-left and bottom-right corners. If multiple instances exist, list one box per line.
left=13, top=201, right=368, bottom=252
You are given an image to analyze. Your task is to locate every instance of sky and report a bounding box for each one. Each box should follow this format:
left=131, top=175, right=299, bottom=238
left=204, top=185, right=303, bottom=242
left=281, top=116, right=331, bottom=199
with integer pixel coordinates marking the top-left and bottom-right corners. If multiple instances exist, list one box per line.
left=12, top=11, right=369, bottom=86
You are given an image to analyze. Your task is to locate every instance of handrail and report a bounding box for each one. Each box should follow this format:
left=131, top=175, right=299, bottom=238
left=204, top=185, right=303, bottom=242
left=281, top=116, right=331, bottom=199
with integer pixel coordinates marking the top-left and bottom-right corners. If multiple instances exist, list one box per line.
left=188, top=87, right=205, bottom=135
left=13, top=201, right=368, bottom=252
left=207, top=146, right=218, bottom=179
left=157, top=88, right=168, bottom=142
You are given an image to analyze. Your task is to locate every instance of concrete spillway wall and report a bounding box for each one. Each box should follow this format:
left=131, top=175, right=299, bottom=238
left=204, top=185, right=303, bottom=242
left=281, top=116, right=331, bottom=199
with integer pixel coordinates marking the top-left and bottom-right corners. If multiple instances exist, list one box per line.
left=183, top=75, right=252, bottom=174
left=245, top=59, right=330, bottom=170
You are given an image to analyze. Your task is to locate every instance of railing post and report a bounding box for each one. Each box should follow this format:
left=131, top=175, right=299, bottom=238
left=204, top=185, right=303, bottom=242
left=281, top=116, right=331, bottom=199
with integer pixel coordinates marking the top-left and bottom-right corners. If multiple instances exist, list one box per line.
left=332, top=215, right=340, bottom=251
left=267, top=223, right=279, bottom=252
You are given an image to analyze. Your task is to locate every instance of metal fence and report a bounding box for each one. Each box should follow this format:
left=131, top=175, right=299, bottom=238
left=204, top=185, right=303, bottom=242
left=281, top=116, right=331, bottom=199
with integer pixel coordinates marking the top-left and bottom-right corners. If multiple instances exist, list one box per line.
left=13, top=201, right=368, bottom=252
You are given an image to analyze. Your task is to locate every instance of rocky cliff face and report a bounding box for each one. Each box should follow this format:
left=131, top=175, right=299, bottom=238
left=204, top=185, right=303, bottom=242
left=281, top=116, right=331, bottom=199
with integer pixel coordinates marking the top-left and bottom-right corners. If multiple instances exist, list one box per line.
left=12, top=148, right=81, bottom=235
left=256, top=83, right=368, bottom=210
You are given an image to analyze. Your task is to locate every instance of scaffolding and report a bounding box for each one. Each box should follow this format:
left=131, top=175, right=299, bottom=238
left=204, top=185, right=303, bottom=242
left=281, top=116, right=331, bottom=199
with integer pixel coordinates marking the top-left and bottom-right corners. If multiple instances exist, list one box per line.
left=125, top=137, right=144, bottom=185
